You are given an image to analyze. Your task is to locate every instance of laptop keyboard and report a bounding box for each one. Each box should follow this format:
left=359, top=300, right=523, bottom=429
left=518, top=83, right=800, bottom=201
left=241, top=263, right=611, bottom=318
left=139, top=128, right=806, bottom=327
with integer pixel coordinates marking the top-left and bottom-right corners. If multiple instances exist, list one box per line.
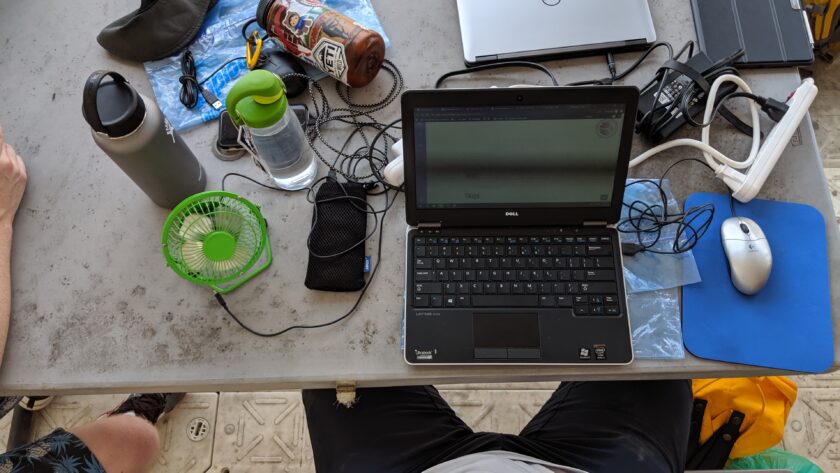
left=411, top=234, right=622, bottom=316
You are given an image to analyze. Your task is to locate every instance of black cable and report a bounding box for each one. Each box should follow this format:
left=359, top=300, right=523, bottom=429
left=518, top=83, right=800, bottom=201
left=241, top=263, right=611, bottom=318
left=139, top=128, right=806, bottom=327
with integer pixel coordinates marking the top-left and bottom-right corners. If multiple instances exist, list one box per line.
left=214, top=187, right=397, bottom=338
left=179, top=50, right=200, bottom=109
left=618, top=158, right=720, bottom=255
left=566, top=41, right=675, bottom=86
left=221, top=172, right=293, bottom=193
left=179, top=50, right=225, bottom=110
left=273, top=60, right=404, bottom=185
left=435, top=61, right=559, bottom=88
left=683, top=91, right=762, bottom=128
left=198, top=56, right=247, bottom=85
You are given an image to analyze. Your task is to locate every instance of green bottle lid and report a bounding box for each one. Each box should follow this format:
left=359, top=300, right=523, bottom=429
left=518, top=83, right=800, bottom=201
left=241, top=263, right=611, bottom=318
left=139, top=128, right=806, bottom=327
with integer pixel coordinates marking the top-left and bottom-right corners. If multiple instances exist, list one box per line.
left=225, top=69, right=288, bottom=129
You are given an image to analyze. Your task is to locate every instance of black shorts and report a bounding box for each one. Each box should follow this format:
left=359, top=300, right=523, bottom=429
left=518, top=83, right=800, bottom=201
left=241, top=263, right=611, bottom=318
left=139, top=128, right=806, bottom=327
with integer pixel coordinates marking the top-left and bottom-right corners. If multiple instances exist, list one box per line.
left=0, top=429, right=104, bottom=473
left=303, top=381, right=693, bottom=473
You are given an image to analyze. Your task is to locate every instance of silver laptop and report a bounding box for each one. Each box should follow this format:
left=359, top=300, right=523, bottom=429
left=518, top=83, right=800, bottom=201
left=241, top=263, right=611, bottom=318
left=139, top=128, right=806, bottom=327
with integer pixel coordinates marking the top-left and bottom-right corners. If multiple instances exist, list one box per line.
left=457, top=0, right=657, bottom=65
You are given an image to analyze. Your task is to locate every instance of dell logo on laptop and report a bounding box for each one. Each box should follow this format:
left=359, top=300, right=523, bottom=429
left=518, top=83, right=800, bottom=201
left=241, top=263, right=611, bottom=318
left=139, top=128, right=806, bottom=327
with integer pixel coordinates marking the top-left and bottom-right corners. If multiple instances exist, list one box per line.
left=505, top=211, right=519, bottom=217
left=542, top=0, right=562, bottom=5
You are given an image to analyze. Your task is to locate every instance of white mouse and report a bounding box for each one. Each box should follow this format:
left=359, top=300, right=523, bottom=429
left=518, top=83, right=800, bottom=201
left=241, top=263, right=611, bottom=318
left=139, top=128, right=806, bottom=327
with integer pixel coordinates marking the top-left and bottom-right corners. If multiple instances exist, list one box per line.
left=720, top=217, right=772, bottom=295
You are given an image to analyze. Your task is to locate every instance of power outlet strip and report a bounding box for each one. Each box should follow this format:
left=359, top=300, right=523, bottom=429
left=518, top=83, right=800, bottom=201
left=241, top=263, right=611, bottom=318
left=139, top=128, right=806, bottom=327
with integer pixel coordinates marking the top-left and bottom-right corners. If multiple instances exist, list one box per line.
left=719, top=78, right=818, bottom=202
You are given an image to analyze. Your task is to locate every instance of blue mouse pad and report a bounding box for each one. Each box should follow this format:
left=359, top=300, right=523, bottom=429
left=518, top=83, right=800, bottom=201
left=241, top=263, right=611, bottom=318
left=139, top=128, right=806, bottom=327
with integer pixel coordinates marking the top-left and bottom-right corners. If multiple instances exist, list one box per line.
left=682, top=193, right=833, bottom=373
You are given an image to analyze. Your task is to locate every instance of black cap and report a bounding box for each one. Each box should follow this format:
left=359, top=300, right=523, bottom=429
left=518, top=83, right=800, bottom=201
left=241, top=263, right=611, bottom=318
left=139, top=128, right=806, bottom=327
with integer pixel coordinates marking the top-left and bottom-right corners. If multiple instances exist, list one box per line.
left=256, top=0, right=273, bottom=29
left=82, top=71, right=146, bottom=138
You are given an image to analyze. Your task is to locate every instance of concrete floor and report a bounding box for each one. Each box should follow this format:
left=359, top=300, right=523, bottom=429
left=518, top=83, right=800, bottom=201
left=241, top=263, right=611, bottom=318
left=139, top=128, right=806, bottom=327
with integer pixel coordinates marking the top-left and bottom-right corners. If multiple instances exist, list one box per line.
left=1, top=56, right=838, bottom=473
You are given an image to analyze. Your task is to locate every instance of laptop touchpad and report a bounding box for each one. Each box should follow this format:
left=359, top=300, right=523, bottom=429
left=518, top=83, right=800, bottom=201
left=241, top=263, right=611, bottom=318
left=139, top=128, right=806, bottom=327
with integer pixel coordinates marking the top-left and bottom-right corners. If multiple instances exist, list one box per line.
left=473, top=313, right=541, bottom=360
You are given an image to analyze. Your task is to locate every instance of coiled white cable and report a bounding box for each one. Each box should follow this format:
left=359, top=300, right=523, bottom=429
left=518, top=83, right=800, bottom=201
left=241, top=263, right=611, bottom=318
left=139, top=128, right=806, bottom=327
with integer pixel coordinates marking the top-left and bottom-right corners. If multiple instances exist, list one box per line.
left=629, top=74, right=761, bottom=174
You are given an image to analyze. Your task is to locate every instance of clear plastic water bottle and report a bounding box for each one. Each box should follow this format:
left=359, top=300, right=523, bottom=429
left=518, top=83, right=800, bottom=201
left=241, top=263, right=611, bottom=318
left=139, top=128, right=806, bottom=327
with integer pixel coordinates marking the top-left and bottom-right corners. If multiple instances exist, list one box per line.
left=226, top=70, right=317, bottom=190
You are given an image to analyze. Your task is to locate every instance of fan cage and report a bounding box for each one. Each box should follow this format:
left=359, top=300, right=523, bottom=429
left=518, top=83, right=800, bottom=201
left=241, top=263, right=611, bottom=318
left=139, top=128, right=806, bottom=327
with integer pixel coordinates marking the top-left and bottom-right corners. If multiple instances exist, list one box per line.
left=163, top=192, right=266, bottom=285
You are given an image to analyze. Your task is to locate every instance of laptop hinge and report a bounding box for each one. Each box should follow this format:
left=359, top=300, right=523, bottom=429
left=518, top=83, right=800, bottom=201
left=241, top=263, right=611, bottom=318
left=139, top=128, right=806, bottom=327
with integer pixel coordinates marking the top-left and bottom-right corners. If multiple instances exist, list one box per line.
left=583, top=221, right=608, bottom=226
left=418, top=222, right=442, bottom=228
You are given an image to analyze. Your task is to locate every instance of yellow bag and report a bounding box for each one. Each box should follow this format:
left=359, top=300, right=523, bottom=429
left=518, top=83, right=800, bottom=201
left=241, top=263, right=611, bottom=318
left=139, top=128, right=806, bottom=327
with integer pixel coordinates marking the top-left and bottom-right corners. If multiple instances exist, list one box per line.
left=803, top=0, right=840, bottom=59
left=692, top=377, right=798, bottom=458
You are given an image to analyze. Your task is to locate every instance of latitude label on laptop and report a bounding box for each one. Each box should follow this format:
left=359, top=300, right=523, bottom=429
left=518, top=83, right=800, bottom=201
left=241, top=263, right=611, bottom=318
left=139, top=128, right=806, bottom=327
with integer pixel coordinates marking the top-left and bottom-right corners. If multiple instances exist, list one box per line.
left=401, top=86, right=639, bottom=365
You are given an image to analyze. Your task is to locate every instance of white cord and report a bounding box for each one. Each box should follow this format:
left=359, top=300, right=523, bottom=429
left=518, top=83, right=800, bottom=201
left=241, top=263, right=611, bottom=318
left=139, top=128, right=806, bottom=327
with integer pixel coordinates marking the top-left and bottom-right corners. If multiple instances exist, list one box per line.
left=629, top=74, right=761, bottom=174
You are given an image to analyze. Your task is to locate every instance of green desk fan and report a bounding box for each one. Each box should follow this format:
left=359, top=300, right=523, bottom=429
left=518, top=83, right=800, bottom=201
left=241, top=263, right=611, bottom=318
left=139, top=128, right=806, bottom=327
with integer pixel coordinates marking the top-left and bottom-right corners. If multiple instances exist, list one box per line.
left=162, top=191, right=271, bottom=293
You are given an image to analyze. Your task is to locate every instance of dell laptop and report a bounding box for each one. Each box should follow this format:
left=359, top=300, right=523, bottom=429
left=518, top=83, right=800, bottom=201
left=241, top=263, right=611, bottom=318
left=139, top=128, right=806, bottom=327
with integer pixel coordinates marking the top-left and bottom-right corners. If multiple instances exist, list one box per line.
left=402, top=86, right=639, bottom=365
left=456, top=0, right=657, bottom=65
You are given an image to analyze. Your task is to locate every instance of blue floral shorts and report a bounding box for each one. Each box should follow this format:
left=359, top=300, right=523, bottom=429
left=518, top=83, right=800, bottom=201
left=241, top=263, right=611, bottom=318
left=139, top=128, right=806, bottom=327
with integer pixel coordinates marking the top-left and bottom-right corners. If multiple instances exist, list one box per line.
left=0, top=429, right=104, bottom=473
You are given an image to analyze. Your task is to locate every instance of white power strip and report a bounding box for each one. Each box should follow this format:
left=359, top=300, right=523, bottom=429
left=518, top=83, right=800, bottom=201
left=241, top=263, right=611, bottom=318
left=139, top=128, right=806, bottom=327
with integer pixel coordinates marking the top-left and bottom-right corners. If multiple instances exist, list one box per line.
left=630, top=75, right=818, bottom=203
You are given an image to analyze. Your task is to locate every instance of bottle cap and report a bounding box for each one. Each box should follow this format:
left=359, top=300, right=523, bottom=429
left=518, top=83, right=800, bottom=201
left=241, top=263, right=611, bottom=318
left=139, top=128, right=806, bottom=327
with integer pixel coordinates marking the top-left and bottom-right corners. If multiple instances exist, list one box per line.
left=225, top=70, right=288, bottom=129
left=82, top=71, right=146, bottom=137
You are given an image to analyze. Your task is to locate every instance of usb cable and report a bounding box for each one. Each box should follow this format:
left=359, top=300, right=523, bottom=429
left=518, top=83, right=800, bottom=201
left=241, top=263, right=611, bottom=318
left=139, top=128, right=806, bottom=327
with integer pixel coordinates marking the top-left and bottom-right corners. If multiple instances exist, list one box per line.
left=179, top=50, right=223, bottom=110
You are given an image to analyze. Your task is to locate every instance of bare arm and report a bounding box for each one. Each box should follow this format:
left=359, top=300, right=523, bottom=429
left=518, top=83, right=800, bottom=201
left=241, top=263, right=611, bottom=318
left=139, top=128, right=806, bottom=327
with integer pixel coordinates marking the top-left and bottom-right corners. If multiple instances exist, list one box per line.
left=0, top=125, right=28, bottom=368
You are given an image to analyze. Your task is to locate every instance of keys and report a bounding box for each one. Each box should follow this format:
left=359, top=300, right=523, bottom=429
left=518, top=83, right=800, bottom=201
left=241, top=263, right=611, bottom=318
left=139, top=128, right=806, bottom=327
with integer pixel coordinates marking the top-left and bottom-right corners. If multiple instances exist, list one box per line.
left=415, top=271, right=434, bottom=282
left=585, top=270, right=615, bottom=281
left=594, top=257, right=614, bottom=268
left=472, top=295, right=538, bottom=307
left=580, top=282, right=617, bottom=294
left=415, top=283, right=442, bottom=294
left=555, top=296, right=573, bottom=307
left=586, top=245, right=612, bottom=256
left=412, top=234, right=620, bottom=309
left=539, top=295, right=554, bottom=307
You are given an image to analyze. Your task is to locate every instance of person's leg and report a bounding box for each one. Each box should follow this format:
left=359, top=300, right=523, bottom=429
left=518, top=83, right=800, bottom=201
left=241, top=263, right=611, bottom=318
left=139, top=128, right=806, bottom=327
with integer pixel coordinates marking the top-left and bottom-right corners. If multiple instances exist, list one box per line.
left=71, top=415, right=159, bottom=473
left=519, top=380, right=692, bottom=473
left=0, top=392, right=182, bottom=473
left=303, top=386, right=477, bottom=473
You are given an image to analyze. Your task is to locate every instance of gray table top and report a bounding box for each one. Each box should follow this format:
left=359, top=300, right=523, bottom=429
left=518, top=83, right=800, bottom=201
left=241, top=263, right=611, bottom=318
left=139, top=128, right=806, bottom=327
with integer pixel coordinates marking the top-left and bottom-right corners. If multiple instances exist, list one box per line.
left=0, top=0, right=836, bottom=395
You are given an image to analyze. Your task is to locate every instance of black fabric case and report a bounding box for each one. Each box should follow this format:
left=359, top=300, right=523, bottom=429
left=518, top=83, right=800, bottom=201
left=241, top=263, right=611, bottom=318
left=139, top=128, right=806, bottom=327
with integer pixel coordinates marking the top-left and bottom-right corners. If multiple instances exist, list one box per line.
left=305, top=178, right=367, bottom=292
left=691, top=0, right=814, bottom=68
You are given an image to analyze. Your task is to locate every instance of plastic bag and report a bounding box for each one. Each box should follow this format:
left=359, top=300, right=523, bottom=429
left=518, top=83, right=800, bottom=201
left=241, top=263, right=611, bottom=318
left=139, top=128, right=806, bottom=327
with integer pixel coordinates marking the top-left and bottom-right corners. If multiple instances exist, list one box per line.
left=143, top=0, right=390, bottom=131
left=726, top=448, right=823, bottom=472
left=620, top=179, right=702, bottom=294
left=628, top=288, right=684, bottom=359
left=620, top=179, right=700, bottom=360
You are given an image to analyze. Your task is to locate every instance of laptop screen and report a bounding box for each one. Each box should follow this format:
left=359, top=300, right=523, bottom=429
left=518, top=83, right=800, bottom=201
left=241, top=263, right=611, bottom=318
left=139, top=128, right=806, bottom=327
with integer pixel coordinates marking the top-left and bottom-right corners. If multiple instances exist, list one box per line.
left=412, top=103, right=626, bottom=209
